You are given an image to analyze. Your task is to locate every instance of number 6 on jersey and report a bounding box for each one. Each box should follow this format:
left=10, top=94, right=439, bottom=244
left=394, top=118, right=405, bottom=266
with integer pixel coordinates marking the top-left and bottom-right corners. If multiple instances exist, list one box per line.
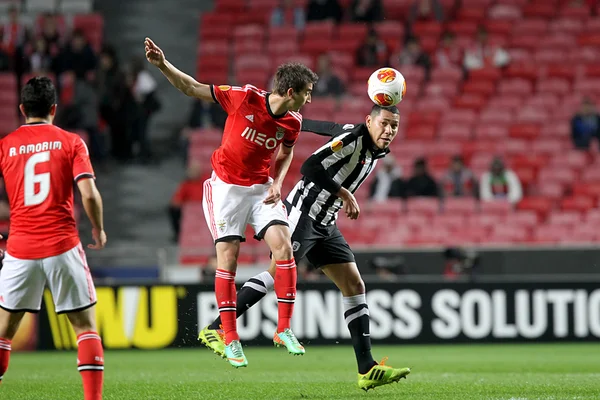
left=24, top=151, right=50, bottom=206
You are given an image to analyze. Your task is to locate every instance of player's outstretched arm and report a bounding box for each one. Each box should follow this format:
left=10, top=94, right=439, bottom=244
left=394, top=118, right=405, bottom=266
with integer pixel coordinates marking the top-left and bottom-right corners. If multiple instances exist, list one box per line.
left=77, top=178, right=107, bottom=249
left=144, top=37, right=214, bottom=102
left=302, top=119, right=343, bottom=137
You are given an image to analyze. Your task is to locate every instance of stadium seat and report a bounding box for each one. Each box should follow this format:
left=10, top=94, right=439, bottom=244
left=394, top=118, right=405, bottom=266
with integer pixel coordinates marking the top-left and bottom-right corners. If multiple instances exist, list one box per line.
left=442, top=197, right=478, bottom=215
left=405, top=198, right=441, bottom=215
left=517, top=197, right=554, bottom=218
left=509, top=123, right=540, bottom=140
left=560, top=196, right=595, bottom=213
left=480, top=200, right=513, bottom=216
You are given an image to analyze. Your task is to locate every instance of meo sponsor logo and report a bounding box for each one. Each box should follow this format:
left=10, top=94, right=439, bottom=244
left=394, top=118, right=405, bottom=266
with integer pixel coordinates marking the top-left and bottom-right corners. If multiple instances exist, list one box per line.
left=241, top=127, right=278, bottom=149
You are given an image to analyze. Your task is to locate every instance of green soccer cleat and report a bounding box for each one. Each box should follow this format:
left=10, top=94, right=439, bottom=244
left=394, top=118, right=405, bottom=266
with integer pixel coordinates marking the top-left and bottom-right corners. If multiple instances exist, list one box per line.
left=198, top=325, right=226, bottom=358
left=357, top=358, right=410, bottom=391
left=273, top=328, right=305, bottom=355
left=224, top=340, right=248, bottom=368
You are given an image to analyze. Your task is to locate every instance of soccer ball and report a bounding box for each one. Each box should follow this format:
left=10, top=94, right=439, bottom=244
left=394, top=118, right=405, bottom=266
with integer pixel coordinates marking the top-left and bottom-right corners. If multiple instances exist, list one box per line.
left=367, top=67, right=407, bottom=107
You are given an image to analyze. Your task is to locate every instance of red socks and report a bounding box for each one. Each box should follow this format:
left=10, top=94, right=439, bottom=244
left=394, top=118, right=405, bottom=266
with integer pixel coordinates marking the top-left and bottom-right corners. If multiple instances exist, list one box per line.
left=215, top=268, right=239, bottom=344
left=77, top=332, right=104, bottom=400
left=0, top=337, right=10, bottom=383
left=275, top=258, right=297, bottom=332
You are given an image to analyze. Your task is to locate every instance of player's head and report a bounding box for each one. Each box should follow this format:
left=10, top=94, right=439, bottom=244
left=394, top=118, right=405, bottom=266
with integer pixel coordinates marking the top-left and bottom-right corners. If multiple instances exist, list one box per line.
left=366, top=104, right=400, bottom=150
left=272, top=62, right=318, bottom=111
left=20, top=76, right=57, bottom=121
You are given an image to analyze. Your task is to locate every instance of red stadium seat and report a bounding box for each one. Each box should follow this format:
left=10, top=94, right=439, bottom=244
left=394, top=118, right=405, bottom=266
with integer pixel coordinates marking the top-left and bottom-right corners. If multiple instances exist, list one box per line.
left=523, top=3, right=556, bottom=18
left=560, top=196, right=595, bottom=213
left=512, top=19, right=549, bottom=35
left=509, top=123, right=540, bottom=140
left=453, top=94, right=486, bottom=110
left=485, top=20, right=514, bottom=35
left=498, top=78, right=533, bottom=96
left=480, top=200, right=513, bottom=216
left=488, top=4, right=522, bottom=20
left=442, top=197, right=478, bottom=215
left=474, top=125, right=509, bottom=140
left=505, top=211, right=539, bottom=227
left=547, top=211, right=583, bottom=227
left=468, top=67, right=503, bottom=81
left=406, top=198, right=441, bottom=216
left=463, top=80, right=496, bottom=97
left=517, top=197, right=554, bottom=218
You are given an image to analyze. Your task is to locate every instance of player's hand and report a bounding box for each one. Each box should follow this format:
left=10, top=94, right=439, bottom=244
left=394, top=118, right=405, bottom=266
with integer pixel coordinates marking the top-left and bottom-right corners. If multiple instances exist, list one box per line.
left=144, top=37, right=165, bottom=68
left=339, top=188, right=360, bottom=220
left=264, top=183, right=282, bottom=206
left=88, top=228, right=107, bottom=250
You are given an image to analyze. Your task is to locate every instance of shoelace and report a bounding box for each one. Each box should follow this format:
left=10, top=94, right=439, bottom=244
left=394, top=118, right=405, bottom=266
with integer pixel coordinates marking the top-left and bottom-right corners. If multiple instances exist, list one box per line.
left=230, top=341, right=244, bottom=358
left=378, top=357, right=389, bottom=367
left=283, top=329, right=302, bottom=347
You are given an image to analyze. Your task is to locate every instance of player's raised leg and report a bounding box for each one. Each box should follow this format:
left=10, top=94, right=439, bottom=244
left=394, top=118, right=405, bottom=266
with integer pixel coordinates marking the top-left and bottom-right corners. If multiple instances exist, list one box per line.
left=203, top=262, right=275, bottom=357
left=201, top=176, right=249, bottom=368
left=322, top=262, right=410, bottom=390
left=262, top=224, right=304, bottom=355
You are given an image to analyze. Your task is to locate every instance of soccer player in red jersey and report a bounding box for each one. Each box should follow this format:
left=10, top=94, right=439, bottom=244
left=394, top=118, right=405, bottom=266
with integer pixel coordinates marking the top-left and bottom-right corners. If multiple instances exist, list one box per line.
left=145, top=38, right=317, bottom=368
left=0, top=77, right=106, bottom=399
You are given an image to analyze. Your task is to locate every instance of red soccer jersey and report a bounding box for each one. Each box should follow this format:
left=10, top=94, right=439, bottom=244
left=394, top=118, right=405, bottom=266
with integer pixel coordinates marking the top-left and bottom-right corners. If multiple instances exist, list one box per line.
left=210, top=84, right=302, bottom=186
left=0, top=123, right=95, bottom=259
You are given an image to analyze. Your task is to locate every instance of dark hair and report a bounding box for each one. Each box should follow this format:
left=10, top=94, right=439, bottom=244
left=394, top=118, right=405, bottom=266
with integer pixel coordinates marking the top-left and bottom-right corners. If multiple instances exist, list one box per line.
left=370, top=104, right=400, bottom=116
left=414, top=157, right=427, bottom=168
left=21, top=77, right=57, bottom=118
left=452, top=154, right=464, bottom=164
left=272, top=62, right=318, bottom=96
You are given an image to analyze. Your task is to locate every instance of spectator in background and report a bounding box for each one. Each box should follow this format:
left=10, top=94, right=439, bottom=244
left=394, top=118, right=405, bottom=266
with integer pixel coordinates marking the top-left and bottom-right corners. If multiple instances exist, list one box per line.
left=3, top=5, right=27, bottom=56
left=58, top=29, right=97, bottom=79
left=168, top=163, right=208, bottom=242
left=271, top=0, right=306, bottom=30
left=38, top=13, right=63, bottom=53
left=28, top=37, right=55, bottom=73
left=408, top=0, right=444, bottom=27
left=463, top=26, right=510, bottom=71
left=435, top=31, right=462, bottom=68
left=0, top=179, right=9, bottom=221
left=405, top=158, right=439, bottom=198
left=442, top=155, right=477, bottom=197
left=370, top=156, right=405, bottom=201
left=355, top=28, right=387, bottom=67
left=312, top=53, right=345, bottom=97
left=480, top=157, right=522, bottom=204
left=0, top=33, right=10, bottom=71
left=571, top=97, right=600, bottom=150
left=350, top=0, right=384, bottom=23
left=392, top=36, right=431, bottom=80
left=129, top=56, right=160, bottom=164
left=97, top=45, right=134, bottom=162
left=306, top=0, right=343, bottom=23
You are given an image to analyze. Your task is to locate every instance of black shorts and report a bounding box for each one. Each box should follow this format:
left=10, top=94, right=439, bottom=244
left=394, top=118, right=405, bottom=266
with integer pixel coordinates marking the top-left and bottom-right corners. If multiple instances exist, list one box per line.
left=286, top=202, right=355, bottom=269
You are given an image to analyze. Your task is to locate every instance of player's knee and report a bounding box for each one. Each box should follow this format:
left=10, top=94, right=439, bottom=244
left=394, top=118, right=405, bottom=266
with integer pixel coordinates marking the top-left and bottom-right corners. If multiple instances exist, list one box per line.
left=271, top=240, right=293, bottom=261
left=348, top=277, right=366, bottom=296
left=215, top=241, right=240, bottom=270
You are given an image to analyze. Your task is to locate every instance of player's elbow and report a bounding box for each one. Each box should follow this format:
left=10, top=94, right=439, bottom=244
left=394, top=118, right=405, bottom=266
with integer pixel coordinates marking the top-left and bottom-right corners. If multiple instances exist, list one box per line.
left=77, top=178, right=101, bottom=201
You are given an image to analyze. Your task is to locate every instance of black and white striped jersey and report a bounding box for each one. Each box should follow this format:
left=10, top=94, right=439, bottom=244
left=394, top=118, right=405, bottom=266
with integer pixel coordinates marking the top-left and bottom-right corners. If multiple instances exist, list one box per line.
left=286, top=119, right=390, bottom=226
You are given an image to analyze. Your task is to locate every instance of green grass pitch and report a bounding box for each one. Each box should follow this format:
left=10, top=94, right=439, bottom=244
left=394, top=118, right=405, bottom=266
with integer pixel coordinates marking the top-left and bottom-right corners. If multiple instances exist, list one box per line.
left=2, top=343, right=599, bottom=399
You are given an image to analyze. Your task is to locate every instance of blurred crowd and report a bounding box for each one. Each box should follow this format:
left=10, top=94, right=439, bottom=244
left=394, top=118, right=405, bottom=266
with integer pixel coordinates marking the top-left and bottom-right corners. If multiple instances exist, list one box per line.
left=1, top=6, right=161, bottom=165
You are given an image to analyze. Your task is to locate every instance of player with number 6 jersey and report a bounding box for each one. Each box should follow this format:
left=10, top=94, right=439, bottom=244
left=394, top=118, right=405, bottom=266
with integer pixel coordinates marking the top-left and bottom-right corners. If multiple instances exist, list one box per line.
left=0, top=77, right=106, bottom=400
left=145, top=37, right=318, bottom=368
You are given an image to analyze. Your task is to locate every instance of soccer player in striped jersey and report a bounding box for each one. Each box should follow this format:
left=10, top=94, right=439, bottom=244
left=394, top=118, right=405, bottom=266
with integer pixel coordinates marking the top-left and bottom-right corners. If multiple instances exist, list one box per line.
left=202, top=105, right=411, bottom=390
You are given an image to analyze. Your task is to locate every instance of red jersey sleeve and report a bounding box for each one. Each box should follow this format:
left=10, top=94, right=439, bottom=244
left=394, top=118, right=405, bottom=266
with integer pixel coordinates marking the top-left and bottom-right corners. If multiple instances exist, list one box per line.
left=210, top=85, right=248, bottom=114
left=283, top=112, right=302, bottom=148
left=72, top=137, right=95, bottom=182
